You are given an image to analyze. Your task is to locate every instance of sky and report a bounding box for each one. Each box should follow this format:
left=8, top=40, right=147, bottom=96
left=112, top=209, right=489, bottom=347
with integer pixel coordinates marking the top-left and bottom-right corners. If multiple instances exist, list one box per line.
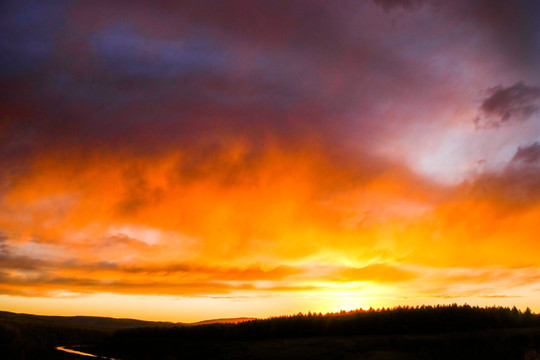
left=1, top=0, right=540, bottom=322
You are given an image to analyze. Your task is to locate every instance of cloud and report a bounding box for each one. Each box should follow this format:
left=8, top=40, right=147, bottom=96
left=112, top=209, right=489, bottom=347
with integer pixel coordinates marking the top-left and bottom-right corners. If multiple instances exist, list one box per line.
left=93, top=27, right=229, bottom=78
left=475, top=82, right=540, bottom=128
left=414, top=266, right=540, bottom=299
left=338, top=263, right=416, bottom=283
left=373, top=0, right=426, bottom=11
left=462, top=143, right=540, bottom=208
left=0, top=0, right=68, bottom=76
left=0, top=249, right=304, bottom=297
left=0, top=230, right=7, bottom=255
left=463, top=0, right=540, bottom=68
left=465, top=168, right=540, bottom=208
left=512, top=142, right=540, bottom=165
left=0, top=0, right=470, bottom=165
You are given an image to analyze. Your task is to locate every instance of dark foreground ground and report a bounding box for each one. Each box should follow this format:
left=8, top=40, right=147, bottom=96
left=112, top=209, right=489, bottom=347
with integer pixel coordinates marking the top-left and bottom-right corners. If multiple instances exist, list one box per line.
left=4, top=305, right=540, bottom=359
left=84, top=328, right=540, bottom=360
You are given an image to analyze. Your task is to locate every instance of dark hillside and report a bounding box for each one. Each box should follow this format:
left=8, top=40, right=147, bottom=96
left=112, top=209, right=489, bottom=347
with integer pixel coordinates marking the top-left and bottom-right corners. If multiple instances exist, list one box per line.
left=0, top=310, right=175, bottom=359
left=0, top=310, right=177, bottom=331
left=98, top=305, right=540, bottom=360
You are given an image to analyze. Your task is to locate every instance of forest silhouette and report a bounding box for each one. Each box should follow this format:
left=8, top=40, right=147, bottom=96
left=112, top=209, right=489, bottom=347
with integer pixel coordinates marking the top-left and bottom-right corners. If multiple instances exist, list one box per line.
left=3, top=305, right=540, bottom=359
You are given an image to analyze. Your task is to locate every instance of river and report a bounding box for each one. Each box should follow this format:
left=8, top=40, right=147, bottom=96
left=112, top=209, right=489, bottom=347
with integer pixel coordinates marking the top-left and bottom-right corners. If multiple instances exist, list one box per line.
left=56, top=346, right=120, bottom=359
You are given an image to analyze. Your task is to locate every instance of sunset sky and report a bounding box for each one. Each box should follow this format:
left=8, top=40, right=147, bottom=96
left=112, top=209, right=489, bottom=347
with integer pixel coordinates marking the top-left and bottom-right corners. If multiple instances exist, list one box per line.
left=1, top=0, right=540, bottom=322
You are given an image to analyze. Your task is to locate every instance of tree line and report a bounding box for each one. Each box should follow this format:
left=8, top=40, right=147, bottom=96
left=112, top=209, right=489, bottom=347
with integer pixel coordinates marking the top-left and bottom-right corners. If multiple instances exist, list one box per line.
left=99, top=304, right=540, bottom=359
left=107, top=304, right=539, bottom=343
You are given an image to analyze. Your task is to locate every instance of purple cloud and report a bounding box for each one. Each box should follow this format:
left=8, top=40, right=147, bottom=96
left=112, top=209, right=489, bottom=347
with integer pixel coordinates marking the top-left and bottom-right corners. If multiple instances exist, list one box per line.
left=512, top=142, right=540, bottom=165
left=475, top=82, right=540, bottom=128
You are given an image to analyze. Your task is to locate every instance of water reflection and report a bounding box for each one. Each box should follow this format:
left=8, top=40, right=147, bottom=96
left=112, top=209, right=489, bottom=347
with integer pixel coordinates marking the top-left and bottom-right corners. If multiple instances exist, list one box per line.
left=56, top=346, right=119, bottom=359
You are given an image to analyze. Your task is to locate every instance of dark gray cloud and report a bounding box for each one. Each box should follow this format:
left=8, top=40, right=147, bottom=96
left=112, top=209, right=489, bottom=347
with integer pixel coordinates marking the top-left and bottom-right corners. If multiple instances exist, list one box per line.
left=0, top=1, right=354, bottom=162
left=1, top=0, right=539, bottom=195
left=475, top=82, right=540, bottom=128
left=373, top=0, right=425, bottom=11
left=464, top=0, right=540, bottom=68
left=0, top=0, right=441, bottom=195
left=512, top=142, right=540, bottom=165
left=0, top=0, right=68, bottom=76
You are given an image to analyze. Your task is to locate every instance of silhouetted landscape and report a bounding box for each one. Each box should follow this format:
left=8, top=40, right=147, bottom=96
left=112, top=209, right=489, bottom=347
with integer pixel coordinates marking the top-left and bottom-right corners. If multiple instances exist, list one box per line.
left=3, top=305, right=540, bottom=359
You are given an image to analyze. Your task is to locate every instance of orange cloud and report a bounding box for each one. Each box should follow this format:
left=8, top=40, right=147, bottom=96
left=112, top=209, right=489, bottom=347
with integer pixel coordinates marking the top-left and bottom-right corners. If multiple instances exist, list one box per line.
left=1, top=141, right=539, bottom=305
